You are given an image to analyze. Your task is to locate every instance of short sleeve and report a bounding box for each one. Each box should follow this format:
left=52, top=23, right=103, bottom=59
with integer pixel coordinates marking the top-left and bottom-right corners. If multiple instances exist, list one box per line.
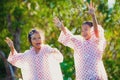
left=7, top=50, right=28, bottom=68
left=58, top=27, right=75, bottom=49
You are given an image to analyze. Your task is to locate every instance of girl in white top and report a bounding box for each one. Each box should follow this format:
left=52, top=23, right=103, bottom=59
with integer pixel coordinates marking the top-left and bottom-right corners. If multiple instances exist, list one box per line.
left=5, top=29, right=63, bottom=80
left=53, top=2, right=107, bottom=80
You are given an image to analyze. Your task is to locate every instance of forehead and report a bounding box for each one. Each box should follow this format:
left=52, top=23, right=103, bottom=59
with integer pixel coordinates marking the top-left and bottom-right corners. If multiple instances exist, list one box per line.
left=82, top=24, right=91, bottom=29
left=31, top=32, right=41, bottom=38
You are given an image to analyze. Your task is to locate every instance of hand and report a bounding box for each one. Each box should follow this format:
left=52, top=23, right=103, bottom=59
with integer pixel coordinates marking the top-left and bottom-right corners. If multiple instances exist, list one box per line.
left=51, top=48, right=58, bottom=53
left=5, top=37, right=14, bottom=49
left=53, top=17, right=66, bottom=34
left=53, top=17, right=63, bottom=28
left=87, top=1, right=95, bottom=16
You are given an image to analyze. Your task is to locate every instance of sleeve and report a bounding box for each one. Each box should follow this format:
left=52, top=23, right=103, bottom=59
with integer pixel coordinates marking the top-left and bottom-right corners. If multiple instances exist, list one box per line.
left=7, top=50, right=28, bottom=68
left=51, top=48, right=63, bottom=63
left=46, top=45, right=63, bottom=63
left=58, top=27, right=75, bottom=49
left=98, top=25, right=106, bottom=52
left=91, top=25, right=106, bottom=52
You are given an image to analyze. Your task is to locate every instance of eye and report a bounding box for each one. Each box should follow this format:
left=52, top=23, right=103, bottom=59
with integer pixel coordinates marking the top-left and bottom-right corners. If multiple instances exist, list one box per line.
left=84, top=28, right=88, bottom=31
left=81, top=29, right=85, bottom=32
left=32, top=37, right=36, bottom=40
left=38, top=37, right=41, bottom=39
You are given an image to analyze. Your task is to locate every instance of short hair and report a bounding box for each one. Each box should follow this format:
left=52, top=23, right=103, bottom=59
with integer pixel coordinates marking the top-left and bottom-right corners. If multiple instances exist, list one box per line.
left=82, top=21, right=93, bottom=27
left=28, top=29, right=39, bottom=45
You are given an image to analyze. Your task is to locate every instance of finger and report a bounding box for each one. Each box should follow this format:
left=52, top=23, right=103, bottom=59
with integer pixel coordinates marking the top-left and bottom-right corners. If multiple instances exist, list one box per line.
left=4, top=39, right=8, bottom=43
left=5, top=38, right=10, bottom=42
left=54, top=17, right=59, bottom=20
left=56, top=18, right=60, bottom=23
left=7, top=37, right=12, bottom=42
left=4, top=40, right=10, bottom=46
left=6, top=37, right=9, bottom=39
left=53, top=17, right=58, bottom=20
left=55, top=17, right=60, bottom=22
left=53, top=19, right=59, bottom=24
left=53, top=21, right=58, bottom=25
left=6, top=37, right=11, bottom=41
left=54, top=17, right=59, bottom=23
left=53, top=18, right=57, bottom=22
left=53, top=19, right=57, bottom=23
left=90, top=1, right=92, bottom=8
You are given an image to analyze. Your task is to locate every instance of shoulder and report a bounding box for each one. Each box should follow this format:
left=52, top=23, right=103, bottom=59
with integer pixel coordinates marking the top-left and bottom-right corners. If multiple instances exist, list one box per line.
left=91, top=25, right=104, bottom=35
left=72, top=35, right=84, bottom=41
left=98, top=25, right=104, bottom=31
left=42, top=44, right=53, bottom=50
left=74, top=35, right=83, bottom=39
left=23, top=50, right=31, bottom=55
left=42, top=44, right=51, bottom=48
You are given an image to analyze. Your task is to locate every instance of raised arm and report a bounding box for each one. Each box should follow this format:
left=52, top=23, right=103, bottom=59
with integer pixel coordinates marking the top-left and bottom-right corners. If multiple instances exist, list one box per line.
left=5, top=37, right=28, bottom=68
left=53, top=17, right=67, bottom=35
left=88, top=2, right=99, bottom=38
left=5, top=37, right=15, bottom=55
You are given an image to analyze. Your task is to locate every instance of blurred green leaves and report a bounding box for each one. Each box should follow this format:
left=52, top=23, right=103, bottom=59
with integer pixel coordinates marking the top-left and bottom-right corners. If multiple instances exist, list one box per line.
left=0, top=0, right=120, bottom=80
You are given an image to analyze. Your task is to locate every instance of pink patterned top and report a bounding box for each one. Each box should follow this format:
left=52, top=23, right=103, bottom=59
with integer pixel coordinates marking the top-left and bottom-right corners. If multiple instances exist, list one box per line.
left=58, top=25, right=108, bottom=80
left=8, top=44, right=63, bottom=80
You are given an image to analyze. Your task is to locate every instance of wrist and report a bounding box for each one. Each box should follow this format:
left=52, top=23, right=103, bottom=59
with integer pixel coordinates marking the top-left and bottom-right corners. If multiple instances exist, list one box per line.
left=10, top=46, right=14, bottom=50
left=56, top=22, right=62, bottom=28
left=91, top=13, right=95, bottom=17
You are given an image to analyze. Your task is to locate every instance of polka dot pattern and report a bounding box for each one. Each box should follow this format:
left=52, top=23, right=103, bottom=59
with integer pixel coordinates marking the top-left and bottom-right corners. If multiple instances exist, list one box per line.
left=7, top=45, right=63, bottom=80
left=58, top=25, right=108, bottom=80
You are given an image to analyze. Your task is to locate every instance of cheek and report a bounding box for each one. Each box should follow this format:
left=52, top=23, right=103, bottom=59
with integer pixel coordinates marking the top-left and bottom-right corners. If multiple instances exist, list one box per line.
left=83, top=31, right=88, bottom=35
left=31, top=39, right=35, bottom=45
left=88, top=31, right=91, bottom=35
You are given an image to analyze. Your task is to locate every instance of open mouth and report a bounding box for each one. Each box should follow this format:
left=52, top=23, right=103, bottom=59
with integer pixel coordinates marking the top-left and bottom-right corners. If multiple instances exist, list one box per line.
left=36, top=43, right=41, bottom=46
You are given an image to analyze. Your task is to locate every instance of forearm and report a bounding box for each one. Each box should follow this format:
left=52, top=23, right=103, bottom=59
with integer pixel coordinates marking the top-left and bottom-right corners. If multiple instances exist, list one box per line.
left=92, top=13, right=98, bottom=29
left=10, top=46, right=15, bottom=55
left=60, top=25, right=67, bottom=35
left=92, top=14, right=99, bottom=37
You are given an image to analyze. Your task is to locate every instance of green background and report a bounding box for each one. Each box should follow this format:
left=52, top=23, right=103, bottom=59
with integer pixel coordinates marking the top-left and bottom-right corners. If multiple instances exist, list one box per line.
left=0, top=0, right=120, bottom=80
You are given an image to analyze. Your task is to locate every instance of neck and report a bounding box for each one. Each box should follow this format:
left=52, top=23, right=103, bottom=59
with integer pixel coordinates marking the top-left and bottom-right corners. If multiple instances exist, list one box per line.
left=35, top=47, right=41, bottom=54
left=86, top=35, right=91, bottom=40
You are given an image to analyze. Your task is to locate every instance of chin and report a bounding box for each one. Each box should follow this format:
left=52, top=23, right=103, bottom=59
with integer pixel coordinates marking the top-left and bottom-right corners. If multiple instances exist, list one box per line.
left=83, top=37, right=87, bottom=40
left=33, top=46, right=41, bottom=49
left=86, top=37, right=91, bottom=40
left=37, top=46, right=41, bottom=49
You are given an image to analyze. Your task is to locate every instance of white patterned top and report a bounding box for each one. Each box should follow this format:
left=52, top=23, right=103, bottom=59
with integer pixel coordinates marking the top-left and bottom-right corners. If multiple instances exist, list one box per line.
left=8, top=44, right=63, bottom=80
left=58, top=25, right=108, bottom=80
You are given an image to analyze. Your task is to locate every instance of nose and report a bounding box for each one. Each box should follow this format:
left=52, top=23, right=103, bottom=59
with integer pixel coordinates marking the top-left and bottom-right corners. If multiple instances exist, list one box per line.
left=36, top=38, right=41, bottom=42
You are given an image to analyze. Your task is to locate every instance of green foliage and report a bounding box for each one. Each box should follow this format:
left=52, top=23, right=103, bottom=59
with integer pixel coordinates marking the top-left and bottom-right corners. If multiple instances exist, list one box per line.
left=0, top=0, right=120, bottom=80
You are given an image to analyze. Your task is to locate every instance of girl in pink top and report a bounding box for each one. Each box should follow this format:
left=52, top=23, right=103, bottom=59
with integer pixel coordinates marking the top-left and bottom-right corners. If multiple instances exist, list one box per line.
left=5, top=29, right=63, bottom=80
left=53, top=2, right=107, bottom=80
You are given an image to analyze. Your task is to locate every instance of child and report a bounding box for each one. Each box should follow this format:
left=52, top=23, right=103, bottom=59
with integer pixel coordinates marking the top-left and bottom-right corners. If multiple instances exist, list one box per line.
left=5, top=29, right=63, bottom=80
left=53, top=2, right=107, bottom=80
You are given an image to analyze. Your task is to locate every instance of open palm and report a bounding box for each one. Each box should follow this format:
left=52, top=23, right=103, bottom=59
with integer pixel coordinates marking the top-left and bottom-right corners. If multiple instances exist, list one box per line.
left=88, top=2, right=95, bottom=16
left=5, top=37, right=14, bottom=48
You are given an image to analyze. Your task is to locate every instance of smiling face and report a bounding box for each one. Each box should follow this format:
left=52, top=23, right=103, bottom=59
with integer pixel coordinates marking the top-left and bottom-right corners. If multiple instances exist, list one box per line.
left=81, top=24, right=92, bottom=40
left=31, top=32, right=42, bottom=49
